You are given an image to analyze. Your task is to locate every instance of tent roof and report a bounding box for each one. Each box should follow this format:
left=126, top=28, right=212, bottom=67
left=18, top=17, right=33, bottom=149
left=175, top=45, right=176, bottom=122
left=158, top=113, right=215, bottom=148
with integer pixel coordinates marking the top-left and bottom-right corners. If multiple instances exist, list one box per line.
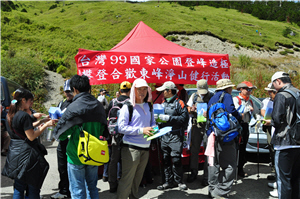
left=110, top=21, right=222, bottom=56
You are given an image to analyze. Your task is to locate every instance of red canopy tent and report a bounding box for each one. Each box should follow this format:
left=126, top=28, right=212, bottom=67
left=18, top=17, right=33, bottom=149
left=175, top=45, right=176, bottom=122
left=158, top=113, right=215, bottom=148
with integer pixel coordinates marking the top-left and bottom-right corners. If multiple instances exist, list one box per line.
left=75, top=21, right=231, bottom=85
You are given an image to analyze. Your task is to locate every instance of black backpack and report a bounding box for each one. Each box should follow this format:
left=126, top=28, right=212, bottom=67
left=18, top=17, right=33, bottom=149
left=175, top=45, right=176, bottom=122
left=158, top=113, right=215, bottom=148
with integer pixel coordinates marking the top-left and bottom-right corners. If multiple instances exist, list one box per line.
left=207, top=92, right=242, bottom=142
left=284, top=89, right=300, bottom=145
left=107, top=98, right=133, bottom=135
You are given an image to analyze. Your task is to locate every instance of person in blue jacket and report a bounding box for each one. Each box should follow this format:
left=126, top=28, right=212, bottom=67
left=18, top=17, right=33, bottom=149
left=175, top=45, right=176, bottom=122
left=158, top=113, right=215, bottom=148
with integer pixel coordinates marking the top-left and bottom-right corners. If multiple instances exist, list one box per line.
left=206, top=79, right=242, bottom=199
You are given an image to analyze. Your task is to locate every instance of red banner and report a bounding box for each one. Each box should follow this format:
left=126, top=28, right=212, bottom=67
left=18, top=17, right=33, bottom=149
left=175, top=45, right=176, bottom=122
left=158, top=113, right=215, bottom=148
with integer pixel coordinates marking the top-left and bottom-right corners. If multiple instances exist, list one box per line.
left=75, top=49, right=231, bottom=85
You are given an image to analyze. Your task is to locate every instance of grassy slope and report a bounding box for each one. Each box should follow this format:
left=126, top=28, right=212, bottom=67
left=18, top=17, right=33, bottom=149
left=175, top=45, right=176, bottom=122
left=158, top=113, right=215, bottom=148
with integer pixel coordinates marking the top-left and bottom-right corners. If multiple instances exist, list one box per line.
left=2, top=1, right=300, bottom=98
left=3, top=1, right=300, bottom=53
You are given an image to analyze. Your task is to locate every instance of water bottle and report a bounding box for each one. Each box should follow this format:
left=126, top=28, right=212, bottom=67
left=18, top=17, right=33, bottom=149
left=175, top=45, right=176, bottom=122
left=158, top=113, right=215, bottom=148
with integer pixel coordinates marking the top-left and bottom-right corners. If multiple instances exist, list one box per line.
left=46, top=126, right=54, bottom=142
left=229, top=113, right=238, bottom=125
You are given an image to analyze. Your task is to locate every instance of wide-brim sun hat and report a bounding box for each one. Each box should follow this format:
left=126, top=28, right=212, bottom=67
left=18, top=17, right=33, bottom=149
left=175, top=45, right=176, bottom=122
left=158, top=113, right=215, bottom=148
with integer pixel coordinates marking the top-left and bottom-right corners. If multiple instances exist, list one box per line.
left=264, top=83, right=276, bottom=92
left=197, top=79, right=208, bottom=95
left=215, top=79, right=235, bottom=91
left=236, top=81, right=257, bottom=90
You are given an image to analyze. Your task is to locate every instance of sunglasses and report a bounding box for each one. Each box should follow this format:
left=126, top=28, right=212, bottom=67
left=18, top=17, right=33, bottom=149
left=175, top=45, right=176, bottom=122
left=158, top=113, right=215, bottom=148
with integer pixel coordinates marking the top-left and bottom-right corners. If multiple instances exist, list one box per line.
left=243, top=88, right=252, bottom=92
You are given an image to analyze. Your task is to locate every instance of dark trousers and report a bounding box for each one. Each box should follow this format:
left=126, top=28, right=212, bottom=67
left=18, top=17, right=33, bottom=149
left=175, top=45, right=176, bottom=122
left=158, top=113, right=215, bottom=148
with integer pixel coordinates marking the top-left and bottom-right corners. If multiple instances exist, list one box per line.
left=275, top=148, right=300, bottom=199
left=238, top=123, right=249, bottom=172
left=161, top=141, right=183, bottom=184
left=57, top=139, right=70, bottom=195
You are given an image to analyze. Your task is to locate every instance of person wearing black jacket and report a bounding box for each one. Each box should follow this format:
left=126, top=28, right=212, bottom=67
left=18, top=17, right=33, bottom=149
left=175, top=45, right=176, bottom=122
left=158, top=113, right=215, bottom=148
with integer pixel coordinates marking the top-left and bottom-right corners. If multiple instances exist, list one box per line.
left=270, top=71, right=300, bottom=199
left=2, top=88, right=56, bottom=198
left=51, top=80, right=73, bottom=199
left=107, top=81, right=131, bottom=193
left=155, top=81, right=189, bottom=191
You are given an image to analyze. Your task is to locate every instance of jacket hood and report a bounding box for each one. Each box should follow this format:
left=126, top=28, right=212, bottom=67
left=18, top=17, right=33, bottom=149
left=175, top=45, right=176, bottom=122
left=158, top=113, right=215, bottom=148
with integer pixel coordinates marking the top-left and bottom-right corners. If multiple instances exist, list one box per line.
left=53, top=92, right=107, bottom=139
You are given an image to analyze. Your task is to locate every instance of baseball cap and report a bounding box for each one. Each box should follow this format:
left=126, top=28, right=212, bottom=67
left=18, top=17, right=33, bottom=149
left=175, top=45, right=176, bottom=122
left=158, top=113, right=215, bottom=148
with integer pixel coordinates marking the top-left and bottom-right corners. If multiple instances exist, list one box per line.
left=271, top=71, right=289, bottom=82
left=120, top=81, right=131, bottom=90
left=134, top=78, right=149, bottom=88
left=63, top=80, right=71, bottom=91
left=236, top=81, right=257, bottom=90
left=264, top=83, right=276, bottom=92
left=156, top=81, right=177, bottom=91
left=197, top=79, right=208, bottom=95
left=100, top=88, right=105, bottom=92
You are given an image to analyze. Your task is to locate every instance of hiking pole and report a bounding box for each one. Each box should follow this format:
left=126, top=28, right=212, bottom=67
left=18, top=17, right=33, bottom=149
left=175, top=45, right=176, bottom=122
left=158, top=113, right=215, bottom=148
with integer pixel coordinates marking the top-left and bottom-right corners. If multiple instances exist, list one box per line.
left=235, top=135, right=242, bottom=184
left=255, top=119, right=260, bottom=179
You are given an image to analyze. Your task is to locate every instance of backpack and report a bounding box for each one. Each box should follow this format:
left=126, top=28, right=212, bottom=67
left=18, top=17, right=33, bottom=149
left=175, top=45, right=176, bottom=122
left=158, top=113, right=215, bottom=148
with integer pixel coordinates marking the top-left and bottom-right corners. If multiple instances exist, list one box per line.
left=107, top=99, right=153, bottom=144
left=283, top=89, right=300, bottom=145
left=208, top=92, right=242, bottom=142
left=107, top=98, right=133, bottom=135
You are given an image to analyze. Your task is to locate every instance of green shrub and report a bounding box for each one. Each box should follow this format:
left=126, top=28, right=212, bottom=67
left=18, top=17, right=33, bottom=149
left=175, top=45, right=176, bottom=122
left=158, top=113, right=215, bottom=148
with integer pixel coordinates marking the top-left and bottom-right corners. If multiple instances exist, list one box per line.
left=189, top=6, right=195, bottom=11
left=184, top=37, right=190, bottom=40
left=57, top=65, right=67, bottom=74
left=45, top=58, right=65, bottom=72
left=285, top=49, right=294, bottom=54
left=282, top=27, right=292, bottom=38
left=182, top=43, right=186, bottom=46
left=203, top=17, right=207, bottom=21
left=1, top=56, right=45, bottom=91
left=2, top=44, right=9, bottom=51
left=49, top=4, right=57, bottom=10
left=8, top=48, right=16, bottom=58
left=279, top=51, right=287, bottom=55
left=196, top=40, right=200, bottom=43
left=235, top=44, right=240, bottom=49
left=3, top=16, right=10, bottom=24
left=60, top=8, right=65, bottom=13
left=293, top=47, right=299, bottom=52
left=21, top=8, right=27, bottom=12
left=238, top=54, right=251, bottom=68
left=166, top=35, right=179, bottom=41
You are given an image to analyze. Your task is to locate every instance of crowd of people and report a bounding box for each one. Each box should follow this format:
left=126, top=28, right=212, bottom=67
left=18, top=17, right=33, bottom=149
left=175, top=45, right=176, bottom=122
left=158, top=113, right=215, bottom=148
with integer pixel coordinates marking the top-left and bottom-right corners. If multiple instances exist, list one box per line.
left=1, top=71, right=300, bottom=199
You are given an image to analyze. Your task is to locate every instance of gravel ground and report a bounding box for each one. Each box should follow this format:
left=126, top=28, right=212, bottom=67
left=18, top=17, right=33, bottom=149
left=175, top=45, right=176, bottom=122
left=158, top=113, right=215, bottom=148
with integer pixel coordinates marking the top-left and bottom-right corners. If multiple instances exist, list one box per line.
left=173, top=34, right=300, bottom=59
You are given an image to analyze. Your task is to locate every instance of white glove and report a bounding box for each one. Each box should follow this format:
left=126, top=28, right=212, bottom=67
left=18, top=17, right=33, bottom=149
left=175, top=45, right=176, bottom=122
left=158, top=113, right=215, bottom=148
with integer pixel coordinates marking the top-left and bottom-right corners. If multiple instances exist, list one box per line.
left=159, top=114, right=170, bottom=122
left=154, top=114, right=158, bottom=120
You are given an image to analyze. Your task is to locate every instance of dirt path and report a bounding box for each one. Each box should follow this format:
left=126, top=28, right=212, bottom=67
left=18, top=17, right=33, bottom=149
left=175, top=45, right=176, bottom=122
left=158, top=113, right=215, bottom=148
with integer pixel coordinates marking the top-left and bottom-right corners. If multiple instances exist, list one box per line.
left=43, top=70, right=65, bottom=110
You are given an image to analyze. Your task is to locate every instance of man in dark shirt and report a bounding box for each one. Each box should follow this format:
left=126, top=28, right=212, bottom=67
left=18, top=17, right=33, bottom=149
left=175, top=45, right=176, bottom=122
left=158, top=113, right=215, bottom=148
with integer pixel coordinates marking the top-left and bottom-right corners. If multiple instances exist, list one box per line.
left=51, top=80, right=73, bottom=199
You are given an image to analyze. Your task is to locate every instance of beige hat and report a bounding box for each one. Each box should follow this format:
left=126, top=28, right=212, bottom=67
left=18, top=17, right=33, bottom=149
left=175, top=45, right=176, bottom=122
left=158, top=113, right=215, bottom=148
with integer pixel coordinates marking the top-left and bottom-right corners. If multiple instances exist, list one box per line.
left=197, top=79, right=208, bottom=95
left=264, top=83, right=276, bottom=92
left=271, top=71, right=289, bottom=82
left=215, top=79, right=235, bottom=91
left=134, top=78, right=149, bottom=88
left=156, top=81, right=177, bottom=91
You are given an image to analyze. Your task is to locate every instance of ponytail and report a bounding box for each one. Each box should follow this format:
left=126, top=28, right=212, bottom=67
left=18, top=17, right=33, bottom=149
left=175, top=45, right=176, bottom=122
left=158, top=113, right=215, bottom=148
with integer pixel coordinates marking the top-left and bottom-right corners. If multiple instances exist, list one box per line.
left=7, top=88, right=33, bottom=129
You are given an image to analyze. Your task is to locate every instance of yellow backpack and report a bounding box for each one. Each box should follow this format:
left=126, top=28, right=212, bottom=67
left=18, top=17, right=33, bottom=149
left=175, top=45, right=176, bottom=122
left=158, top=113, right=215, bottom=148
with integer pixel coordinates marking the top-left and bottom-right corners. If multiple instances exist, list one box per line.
left=77, top=126, right=109, bottom=166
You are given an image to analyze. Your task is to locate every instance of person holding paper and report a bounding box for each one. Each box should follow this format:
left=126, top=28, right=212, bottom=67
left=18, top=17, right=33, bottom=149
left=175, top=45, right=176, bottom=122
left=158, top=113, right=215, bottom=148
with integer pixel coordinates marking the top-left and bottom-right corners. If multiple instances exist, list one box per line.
left=270, top=71, right=300, bottom=199
left=51, top=79, right=74, bottom=199
left=261, top=83, right=277, bottom=182
left=116, top=78, right=155, bottom=199
left=233, top=81, right=259, bottom=178
left=155, top=81, right=189, bottom=191
left=186, top=79, right=213, bottom=185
